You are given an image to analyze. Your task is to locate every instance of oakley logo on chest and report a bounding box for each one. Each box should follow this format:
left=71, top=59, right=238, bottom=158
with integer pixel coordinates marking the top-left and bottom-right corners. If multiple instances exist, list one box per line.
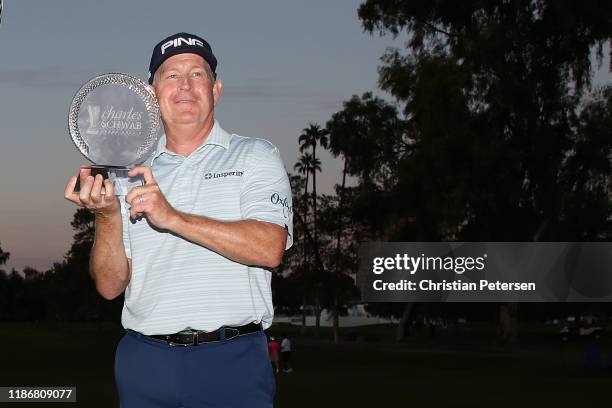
left=161, top=37, right=204, bottom=54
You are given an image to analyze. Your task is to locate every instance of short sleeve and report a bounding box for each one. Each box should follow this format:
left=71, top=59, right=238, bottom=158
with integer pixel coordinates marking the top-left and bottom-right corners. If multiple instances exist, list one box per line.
left=241, top=146, right=294, bottom=249
left=119, top=200, right=132, bottom=259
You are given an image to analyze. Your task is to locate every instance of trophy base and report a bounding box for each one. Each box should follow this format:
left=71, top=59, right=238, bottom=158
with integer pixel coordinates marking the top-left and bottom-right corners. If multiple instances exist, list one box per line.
left=74, top=165, right=144, bottom=196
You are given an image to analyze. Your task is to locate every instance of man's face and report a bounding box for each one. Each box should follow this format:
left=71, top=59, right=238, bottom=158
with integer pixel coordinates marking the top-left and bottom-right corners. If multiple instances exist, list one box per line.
left=153, top=53, right=222, bottom=129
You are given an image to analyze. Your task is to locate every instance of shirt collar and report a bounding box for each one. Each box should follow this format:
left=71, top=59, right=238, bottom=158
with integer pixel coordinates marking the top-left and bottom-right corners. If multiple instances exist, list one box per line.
left=150, top=120, right=230, bottom=163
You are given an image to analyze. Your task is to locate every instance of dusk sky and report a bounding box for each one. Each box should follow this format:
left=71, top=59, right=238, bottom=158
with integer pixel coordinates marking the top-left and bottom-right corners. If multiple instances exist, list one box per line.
left=0, top=1, right=403, bottom=271
left=0, top=1, right=609, bottom=272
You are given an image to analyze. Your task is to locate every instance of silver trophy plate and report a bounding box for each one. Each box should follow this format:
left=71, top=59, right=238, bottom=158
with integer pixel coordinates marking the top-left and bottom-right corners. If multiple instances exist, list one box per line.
left=68, top=73, right=160, bottom=195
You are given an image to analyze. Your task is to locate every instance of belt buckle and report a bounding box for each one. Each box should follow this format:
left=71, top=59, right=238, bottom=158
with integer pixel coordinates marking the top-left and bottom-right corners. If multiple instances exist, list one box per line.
left=224, top=327, right=240, bottom=341
left=168, top=331, right=196, bottom=347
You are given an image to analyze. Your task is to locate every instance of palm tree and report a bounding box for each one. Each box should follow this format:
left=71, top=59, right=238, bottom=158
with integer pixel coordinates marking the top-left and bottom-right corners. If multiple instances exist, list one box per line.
left=298, top=123, right=328, bottom=245
left=294, top=153, right=321, bottom=333
left=294, top=153, right=320, bottom=218
left=297, top=124, right=328, bottom=338
left=293, top=152, right=321, bottom=253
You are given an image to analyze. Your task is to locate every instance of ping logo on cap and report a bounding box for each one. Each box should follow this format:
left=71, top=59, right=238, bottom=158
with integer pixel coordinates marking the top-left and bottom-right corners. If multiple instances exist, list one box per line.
left=161, top=37, right=204, bottom=55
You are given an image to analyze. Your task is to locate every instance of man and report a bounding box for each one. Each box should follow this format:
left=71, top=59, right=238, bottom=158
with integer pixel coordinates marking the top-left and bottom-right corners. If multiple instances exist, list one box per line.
left=64, top=32, right=293, bottom=408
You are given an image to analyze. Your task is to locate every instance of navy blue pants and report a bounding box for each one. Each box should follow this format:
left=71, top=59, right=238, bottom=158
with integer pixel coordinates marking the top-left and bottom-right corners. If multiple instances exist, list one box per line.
left=114, top=329, right=275, bottom=408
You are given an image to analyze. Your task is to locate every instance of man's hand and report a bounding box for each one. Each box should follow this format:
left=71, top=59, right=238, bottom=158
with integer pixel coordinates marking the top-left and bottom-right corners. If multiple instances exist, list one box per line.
left=64, top=167, right=130, bottom=300
left=125, top=166, right=178, bottom=230
left=64, top=167, right=119, bottom=216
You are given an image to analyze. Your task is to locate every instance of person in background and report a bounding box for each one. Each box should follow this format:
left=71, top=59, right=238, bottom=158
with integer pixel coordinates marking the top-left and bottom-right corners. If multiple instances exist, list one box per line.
left=268, top=336, right=280, bottom=373
left=281, top=333, right=293, bottom=373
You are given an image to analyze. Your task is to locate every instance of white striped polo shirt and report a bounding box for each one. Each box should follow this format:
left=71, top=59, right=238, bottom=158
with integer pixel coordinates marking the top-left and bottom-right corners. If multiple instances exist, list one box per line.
left=119, top=120, right=293, bottom=335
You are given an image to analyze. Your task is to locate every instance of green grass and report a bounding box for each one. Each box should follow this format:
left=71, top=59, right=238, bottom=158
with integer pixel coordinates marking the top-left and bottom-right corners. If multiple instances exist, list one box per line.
left=1, top=322, right=611, bottom=407
left=0, top=322, right=122, bottom=407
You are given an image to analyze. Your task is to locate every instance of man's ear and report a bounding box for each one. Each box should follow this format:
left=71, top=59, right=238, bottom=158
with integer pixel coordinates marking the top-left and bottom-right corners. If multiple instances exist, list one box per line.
left=213, top=79, right=223, bottom=106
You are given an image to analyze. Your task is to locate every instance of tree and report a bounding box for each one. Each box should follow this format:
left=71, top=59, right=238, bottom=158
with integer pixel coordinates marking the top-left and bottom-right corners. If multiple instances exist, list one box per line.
left=0, top=243, right=12, bottom=320
left=0, top=242, right=9, bottom=266
left=298, top=123, right=329, bottom=245
left=325, top=98, right=405, bottom=342
left=316, top=191, right=361, bottom=343
left=0, top=270, right=8, bottom=320
left=357, top=0, right=612, bottom=238
left=295, top=124, right=330, bottom=337
left=326, top=92, right=407, bottom=236
left=327, top=92, right=406, bottom=186
left=45, top=208, right=122, bottom=323
left=292, top=153, right=321, bottom=310
left=284, top=173, right=316, bottom=332
left=353, top=0, right=612, bottom=341
left=325, top=92, right=415, bottom=340
left=560, top=85, right=612, bottom=239
left=293, top=152, right=321, bottom=245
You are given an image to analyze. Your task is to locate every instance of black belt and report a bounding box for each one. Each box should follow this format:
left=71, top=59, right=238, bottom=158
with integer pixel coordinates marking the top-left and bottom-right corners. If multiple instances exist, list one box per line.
left=147, top=322, right=262, bottom=346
